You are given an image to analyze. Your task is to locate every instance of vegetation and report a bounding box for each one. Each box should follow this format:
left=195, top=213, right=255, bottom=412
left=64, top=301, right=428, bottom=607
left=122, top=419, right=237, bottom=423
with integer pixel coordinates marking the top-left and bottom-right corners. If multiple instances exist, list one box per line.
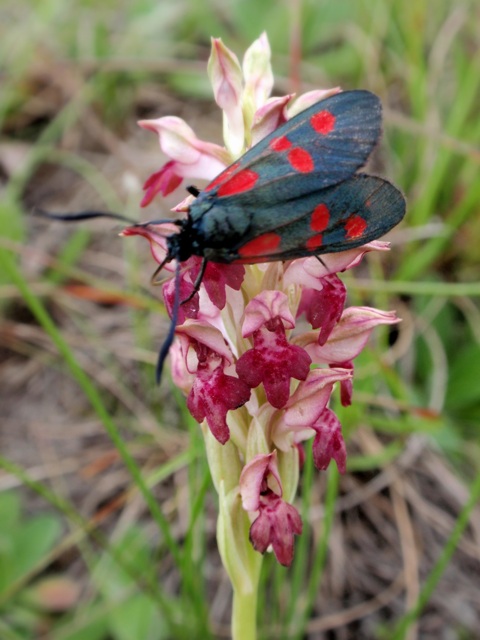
left=1, top=0, right=479, bottom=637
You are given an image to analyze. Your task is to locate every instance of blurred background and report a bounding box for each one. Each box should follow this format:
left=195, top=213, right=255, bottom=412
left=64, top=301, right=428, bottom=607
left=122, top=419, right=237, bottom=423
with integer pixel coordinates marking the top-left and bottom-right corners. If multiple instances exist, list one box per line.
left=1, top=0, right=479, bottom=638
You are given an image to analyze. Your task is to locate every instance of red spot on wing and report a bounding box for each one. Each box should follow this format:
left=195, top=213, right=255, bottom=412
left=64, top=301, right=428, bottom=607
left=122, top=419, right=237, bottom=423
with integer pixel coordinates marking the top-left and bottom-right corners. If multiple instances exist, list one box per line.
left=270, top=136, right=292, bottom=152
left=238, top=232, right=282, bottom=259
left=310, top=203, right=330, bottom=232
left=345, top=215, right=367, bottom=239
left=306, top=234, right=323, bottom=250
left=310, top=110, right=336, bottom=135
left=287, top=148, right=314, bottom=173
left=217, top=169, right=259, bottom=197
left=205, top=163, right=239, bottom=192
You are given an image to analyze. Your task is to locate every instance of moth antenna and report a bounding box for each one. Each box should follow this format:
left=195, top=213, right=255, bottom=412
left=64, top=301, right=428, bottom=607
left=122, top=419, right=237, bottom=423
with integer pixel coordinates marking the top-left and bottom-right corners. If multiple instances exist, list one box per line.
left=155, top=260, right=181, bottom=384
left=135, top=218, right=182, bottom=228
left=180, top=257, right=207, bottom=304
left=33, top=208, right=138, bottom=225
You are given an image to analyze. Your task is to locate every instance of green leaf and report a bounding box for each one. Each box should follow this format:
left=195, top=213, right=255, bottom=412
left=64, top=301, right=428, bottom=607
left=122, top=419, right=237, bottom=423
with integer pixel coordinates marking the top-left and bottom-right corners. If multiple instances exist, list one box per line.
left=0, top=492, right=21, bottom=532
left=11, top=515, right=62, bottom=583
left=446, top=344, right=480, bottom=411
left=108, top=595, right=167, bottom=640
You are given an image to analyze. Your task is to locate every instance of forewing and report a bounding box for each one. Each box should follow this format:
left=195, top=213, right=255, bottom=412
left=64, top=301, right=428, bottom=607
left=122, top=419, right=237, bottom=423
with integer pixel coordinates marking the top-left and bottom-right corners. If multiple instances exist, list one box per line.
left=197, top=90, right=382, bottom=211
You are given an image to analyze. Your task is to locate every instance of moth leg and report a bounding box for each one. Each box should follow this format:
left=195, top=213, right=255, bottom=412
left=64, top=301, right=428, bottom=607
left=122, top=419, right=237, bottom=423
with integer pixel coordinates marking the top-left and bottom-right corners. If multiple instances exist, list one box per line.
left=315, top=255, right=328, bottom=270
left=181, top=257, right=207, bottom=304
left=150, top=254, right=173, bottom=285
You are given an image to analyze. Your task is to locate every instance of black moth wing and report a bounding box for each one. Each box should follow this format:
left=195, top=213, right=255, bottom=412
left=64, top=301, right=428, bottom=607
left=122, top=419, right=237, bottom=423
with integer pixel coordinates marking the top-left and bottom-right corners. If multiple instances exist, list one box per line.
left=197, top=175, right=406, bottom=263
left=191, top=90, right=382, bottom=220
left=239, top=90, right=382, bottom=196
left=187, top=91, right=385, bottom=252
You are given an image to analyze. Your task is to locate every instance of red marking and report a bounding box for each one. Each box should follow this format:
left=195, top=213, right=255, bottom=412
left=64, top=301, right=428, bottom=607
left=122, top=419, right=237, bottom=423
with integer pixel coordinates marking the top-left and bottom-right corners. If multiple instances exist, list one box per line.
left=205, top=163, right=239, bottom=192
left=270, top=136, right=292, bottom=152
left=310, top=203, right=330, bottom=232
left=238, top=232, right=282, bottom=258
left=310, top=110, right=336, bottom=135
left=287, top=148, right=314, bottom=173
left=306, top=234, right=323, bottom=251
left=217, top=169, right=259, bottom=197
left=345, top=215, right=367, bottom=239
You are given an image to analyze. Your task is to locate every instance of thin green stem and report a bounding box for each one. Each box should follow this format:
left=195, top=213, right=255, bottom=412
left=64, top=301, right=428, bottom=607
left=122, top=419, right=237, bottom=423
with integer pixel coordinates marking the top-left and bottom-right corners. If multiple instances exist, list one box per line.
left=351, top=278, right=480, bottom=297
left=232, top=584, right=259, bottom=640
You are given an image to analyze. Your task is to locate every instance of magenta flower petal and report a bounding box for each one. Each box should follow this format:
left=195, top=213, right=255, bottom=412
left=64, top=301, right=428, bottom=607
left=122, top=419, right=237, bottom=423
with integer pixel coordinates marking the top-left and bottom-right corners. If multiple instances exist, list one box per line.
left=187, top=363, right=251, bottom=444
left=138, top=116, right=228, bottom=201
left=175, top=321, right=234, bottom=369
left=283, top=368, right=352, bottom=427
left=236, top=317, right=311, bottom=409
left=162, top=271, right=199, bottom=323
left=240, top=449, right=302, bottom=566
left=169, top=341, right=195, bottom=394
left=297, top=307, right=400, bottom=364
left=140, top=161, right=183, bottom=207
left=333, top=360, right=354, bottom=406
left=239, top=452, right=282, bottom=512
left=121, top=223, right=177, bottom=268
left=139, top=116, right=229, bottom=168
left=242, top=291, right=296, bottom=337
left=249, top=491, right=302, bottom=566
left=298, top=274, right=346, bottom=345
left=312, top=408, right=347, bottom=473
left=284, top=241, right=391, bottom=289
left=272, top=367, right=352, bottom=452
left=189, top=259, right=245, bottom=310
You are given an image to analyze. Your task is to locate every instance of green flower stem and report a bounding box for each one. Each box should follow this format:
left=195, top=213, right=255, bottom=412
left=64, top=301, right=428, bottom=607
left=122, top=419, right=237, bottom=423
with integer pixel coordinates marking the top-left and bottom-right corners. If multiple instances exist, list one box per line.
left=232, top=580, right=260, bottom=640
left=203, top=426, right=263, bottom=639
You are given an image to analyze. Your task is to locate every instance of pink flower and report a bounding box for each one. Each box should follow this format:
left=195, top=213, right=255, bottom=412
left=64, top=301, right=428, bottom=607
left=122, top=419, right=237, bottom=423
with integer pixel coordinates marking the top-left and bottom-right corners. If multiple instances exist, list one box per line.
left=311, top=408, right=347, bottom=473
left=138, top=116, right=229, bottom=206
left=208, top=37, right=245, bottom=157
left=175, top=324, right=251, bottom=444
left=297, top=273, right=346, bottom=346
left=162, top=270, right=199, bottom=324
left=242, top=32, right=274, bottom=111
left=236, top=316, right=311, bottom=409
left=240, top=452, right=302, bottom=566
left=296, top=307, right=399, bottom=364
left=191, top=260, right=245, bottom=310
left=249, top=492, right=303, bottom=567
left=140, top=161, right=183, bottom=206
left=272, top=368, right=353, bottom=456
left=250, top=95, right=292, bottom=145
left=236, top=292, right=311, bottom=408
